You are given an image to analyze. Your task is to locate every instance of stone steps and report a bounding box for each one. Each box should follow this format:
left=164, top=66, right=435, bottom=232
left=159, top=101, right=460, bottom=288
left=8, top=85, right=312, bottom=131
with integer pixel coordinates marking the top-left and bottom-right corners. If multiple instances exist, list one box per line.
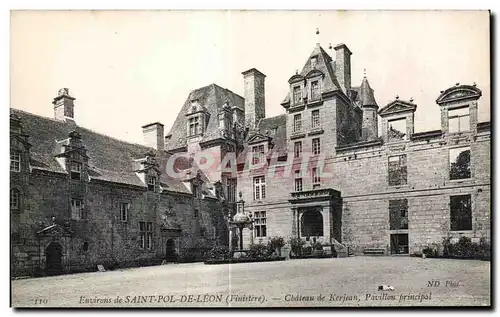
left=363, top=248, right=386, bottom=256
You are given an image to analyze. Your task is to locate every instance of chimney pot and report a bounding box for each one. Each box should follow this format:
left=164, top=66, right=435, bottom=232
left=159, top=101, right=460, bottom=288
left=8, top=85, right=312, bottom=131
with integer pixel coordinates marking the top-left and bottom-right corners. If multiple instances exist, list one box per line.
left=53, top=88, right=76, bottom=122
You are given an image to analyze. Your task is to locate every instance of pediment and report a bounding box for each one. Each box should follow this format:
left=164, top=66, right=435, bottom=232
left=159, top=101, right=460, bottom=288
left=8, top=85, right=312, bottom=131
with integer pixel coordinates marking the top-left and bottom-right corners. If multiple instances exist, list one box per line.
left=378, top=100, right=416, bottom=117
left=305, top=69, right=325, bottom=79
left=36, top=223, right=73, bottom=237
left=436, top=85, right=482, bottom=105
left=247, top=133, right=272, bottom=145
left=288, top=74, right=305, bottom=84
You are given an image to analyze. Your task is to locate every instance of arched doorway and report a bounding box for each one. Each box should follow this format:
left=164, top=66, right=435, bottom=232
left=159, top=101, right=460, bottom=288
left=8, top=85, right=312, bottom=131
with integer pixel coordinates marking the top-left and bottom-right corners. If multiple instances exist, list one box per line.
left=165, top=239, right=177, bottom=262
left=45, top=242, right=63, bottom=276
left=301, top=209, right=324, bottom=237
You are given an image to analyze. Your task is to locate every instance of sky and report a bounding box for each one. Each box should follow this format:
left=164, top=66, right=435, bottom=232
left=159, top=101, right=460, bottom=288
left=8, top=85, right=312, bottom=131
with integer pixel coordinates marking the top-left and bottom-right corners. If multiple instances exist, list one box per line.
left=10, top=10, right=490, bottom=145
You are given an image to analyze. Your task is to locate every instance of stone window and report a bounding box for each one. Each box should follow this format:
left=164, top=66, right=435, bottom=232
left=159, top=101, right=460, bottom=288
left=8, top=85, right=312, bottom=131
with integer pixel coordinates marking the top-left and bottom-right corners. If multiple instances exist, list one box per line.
left=252, top=144, right=265, bottom=165
left=293, top=86, right=302, bottom=105
left=450, top=194, right=472, bottom=231
left=311, top=109, right=320, bottom=128
left=310, top=81, right=320, bottom=101
left=294, top=170, right=303, bottom=192
left=82, top=242, right=89, bottom=252
left=294, top=141, right=302, bottom=158
left=10, top=151, right=21, bottom=172
left=254, top=211, right=267, bottom=237
left=388, top=155, right=407, bottom=186
left=188, top=116, right=201, bottom=136
left=226, top=178, right=236, bottom=203
left=389, top=199, right=408, bottom=230
left=194, top=208, right=199, bottom=218
left=147, top=175, right=157, bottom=191
left=450, top=147, right=471, bottom=180
left=70, top=162, right=82, bottom=180
left=448, top=106, right=470, bottom=133
left=71, top=198, right=84, bottom=220
left=293, top=114, right=302, bottom=133
left=312, top=167, right=321, bottom=188
left=253, top=176, right=266, bottom=200
left=312, top=138, right=321, bottom=155
left=192, top=183, right=201, bottom=199
left=387, top=118, right=407, bottom=141
left=119, top=203, right=129, bottom=222
left=139, top=221, right=154, bottom=249
left=10, top=188, right=20, bottom=210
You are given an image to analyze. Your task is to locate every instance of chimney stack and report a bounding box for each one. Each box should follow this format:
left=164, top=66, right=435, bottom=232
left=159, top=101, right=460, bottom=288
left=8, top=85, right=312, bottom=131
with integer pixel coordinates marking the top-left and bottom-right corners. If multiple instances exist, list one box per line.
left=53, top=88, right=75, bottom=122
left=142, top=122, right=164, bottom=151
left=334, top=44, right=352, bottom=94
left=242, top=68, right=266, bottom=130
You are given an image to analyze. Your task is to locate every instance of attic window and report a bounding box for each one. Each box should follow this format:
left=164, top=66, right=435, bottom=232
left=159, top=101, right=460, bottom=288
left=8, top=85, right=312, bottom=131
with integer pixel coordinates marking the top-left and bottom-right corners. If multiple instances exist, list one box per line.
left=311, top=56, right=318, bottom=68
left=293, top=86, right=302, bottom=105
left=310, top=80, right=320, bottom=101
left=387, top=118, right=407, bottom=141
left=147, top=176, right=157, bottom=191
left=71, top=162, right=82, bottom=180
left=188, top=116, right=201, bottom=136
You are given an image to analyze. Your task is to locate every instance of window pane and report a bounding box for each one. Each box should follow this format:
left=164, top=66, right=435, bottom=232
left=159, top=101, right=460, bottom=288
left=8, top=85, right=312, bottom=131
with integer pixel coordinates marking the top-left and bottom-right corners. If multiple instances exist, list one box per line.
left=459, top=116, right=470, bottom=132
left=448, top=107, right=469, bottom=117
left=448, top=117, right=459, bottom=133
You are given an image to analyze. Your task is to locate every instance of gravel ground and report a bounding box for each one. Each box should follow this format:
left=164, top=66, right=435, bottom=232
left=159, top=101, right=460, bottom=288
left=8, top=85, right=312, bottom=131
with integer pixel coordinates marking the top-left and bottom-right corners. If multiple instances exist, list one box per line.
left=11, top=256, right=490, bottom=308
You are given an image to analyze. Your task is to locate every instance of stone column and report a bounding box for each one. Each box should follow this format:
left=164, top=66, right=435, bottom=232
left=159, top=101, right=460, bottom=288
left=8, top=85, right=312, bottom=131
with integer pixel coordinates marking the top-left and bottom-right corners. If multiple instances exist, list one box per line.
left=228, top=225, right=233, bottom=254
left=291, top=207, right=297, bottom=238
left=321, top=205, right=331, bottom=244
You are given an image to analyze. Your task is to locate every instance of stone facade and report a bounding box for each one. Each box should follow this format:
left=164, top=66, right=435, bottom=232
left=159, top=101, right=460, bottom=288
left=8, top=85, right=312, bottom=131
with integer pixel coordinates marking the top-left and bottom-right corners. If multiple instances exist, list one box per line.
left=235, top=44, right=490, bottom=257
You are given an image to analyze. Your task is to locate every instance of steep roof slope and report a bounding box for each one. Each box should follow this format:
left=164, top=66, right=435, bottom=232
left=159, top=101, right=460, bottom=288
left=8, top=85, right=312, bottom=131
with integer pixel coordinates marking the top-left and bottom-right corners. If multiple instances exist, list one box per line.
left=165, top=83, right=244, bottom=151
left=11, top=108, right=190, bottom=194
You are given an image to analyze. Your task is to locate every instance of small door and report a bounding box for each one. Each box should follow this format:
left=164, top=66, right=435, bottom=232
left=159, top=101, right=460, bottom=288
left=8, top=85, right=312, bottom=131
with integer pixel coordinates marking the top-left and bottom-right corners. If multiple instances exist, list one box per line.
left=165, top=239, right=177, bottom=262
left=45, top=242, right=63, bottom=275
left=390, top=233, right=409, bottom=255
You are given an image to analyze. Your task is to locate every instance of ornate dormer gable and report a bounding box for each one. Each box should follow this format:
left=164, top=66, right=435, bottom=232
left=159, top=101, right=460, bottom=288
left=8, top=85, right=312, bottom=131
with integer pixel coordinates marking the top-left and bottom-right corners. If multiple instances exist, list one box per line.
left=218, top=102, right=234, bottom=139
left=436, top=83, right=482, bottom=135
left=55, top=130, right=89, bottom=181
left=287, top=73, right=306, bottom=108
left=305, top=69, right=325, bottom=102
left=185, top=99, right=210, bottom=138
left=436, top=84, right=481, bottom=106
left=379, top=97, right=417, bottom=143
left=188, top=170, right=204, bottom=199
left=134, top=150, right=162, bottom=192
left=247, top=133, right=273, bottom=147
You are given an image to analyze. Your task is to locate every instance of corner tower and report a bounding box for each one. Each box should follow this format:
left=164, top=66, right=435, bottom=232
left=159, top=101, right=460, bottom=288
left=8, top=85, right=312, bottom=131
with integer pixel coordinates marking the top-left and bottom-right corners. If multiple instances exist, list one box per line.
left=359, top=76, right=379, bottom=140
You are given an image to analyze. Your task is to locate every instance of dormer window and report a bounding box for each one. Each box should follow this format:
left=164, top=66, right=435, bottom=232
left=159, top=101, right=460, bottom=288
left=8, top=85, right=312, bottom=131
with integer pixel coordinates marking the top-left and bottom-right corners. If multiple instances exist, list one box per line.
left=387, top=118, right=407, bottom=141
left=10, top=151, right=21, bottom=172
left=147, top=175, right=157, bottom=191
left=252, top=144, right=265, bottom=165
left=293, top=86, right=302, bottom=105
left=310, top=80, right=320, bottom=101
left=192, top=183, right=202, bottom=199
left=448, top=106, right=470, bottom=133
left=188, top=116, right=201, bottom=136
left=70, top=162, right=82, bottom=180
left=311, top=56, right=317, bottom=68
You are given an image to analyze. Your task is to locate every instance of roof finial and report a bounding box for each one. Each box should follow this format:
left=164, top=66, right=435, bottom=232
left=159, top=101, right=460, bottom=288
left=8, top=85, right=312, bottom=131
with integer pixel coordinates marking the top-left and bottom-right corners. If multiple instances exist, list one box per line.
left=395, top=95, right=399, bottom=100
left=328, top=43, right=332, bottom=50
left=316, top=28, right=320, bottom=44
left=295, top=69, right=298, bottom=75
left=363, top=68, right=367, bottom=78
left=410, top=97, right=414, bottom=103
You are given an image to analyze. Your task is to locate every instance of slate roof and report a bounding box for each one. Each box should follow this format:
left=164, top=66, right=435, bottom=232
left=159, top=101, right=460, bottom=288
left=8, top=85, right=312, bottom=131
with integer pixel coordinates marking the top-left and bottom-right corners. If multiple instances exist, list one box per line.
left=165, top=83, right=244, bottom=151
left=10, top=108, right=191, bottom=194
left=359, top=76, right=378, bottom=107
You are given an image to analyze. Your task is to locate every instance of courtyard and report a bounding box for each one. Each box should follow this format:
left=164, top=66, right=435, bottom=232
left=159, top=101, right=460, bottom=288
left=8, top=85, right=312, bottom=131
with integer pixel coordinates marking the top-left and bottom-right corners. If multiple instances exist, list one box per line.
left=11, top=256, right=490, bottom=308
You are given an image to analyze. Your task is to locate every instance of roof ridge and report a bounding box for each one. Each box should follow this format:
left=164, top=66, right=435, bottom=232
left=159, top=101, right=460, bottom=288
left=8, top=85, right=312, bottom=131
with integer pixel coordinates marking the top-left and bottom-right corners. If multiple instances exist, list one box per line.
left=11, top=107, right=154, bottom=151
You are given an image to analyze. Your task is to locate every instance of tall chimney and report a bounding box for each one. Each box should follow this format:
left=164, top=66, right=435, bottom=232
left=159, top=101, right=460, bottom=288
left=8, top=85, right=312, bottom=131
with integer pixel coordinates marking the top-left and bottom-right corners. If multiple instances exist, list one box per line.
left=334, top=44, right=352, bottom=94
left=142, top=122, right=164, bottom=151
left=242, top=68, right=266, bottom=130
left=53, top=88, right=75, bottom=121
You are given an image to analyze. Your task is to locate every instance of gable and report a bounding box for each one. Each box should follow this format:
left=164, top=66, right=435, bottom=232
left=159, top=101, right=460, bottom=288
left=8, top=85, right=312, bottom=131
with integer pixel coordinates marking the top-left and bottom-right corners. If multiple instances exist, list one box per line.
left=378, top=100, right=417, bottom=117
left=36, top=224, right=74, bottom=237
left=436, top=84, right=482, bottom=105
left=247, top=133, right=272, bottom=145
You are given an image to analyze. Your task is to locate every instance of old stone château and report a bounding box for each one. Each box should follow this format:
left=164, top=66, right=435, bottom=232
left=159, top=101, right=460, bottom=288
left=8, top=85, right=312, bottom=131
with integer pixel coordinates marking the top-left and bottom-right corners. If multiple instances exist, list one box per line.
left=10, top=42, right=490, bottom=276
